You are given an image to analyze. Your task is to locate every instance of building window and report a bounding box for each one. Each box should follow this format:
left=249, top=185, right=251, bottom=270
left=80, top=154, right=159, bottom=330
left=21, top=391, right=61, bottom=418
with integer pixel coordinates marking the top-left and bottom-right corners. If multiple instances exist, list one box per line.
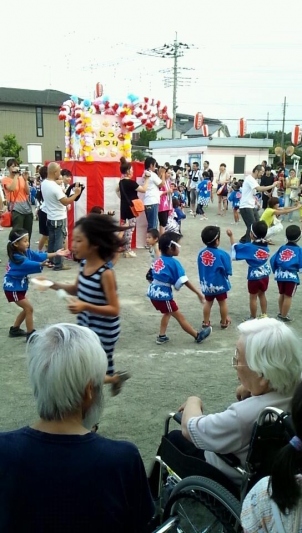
left=234, top=156, right=245, bottom=174
left=36, top=107, right=44, bottom=137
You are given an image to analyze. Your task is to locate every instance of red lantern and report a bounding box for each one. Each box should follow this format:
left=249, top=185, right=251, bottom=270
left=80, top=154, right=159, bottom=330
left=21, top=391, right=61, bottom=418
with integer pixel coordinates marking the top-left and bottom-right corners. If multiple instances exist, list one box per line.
left=166, top=119, right=173, bottom=129
left=194, top=112, right=204, bottom=130
left=238, top=118, right=247, bottom=137
left=95, top=82, right=103, bottom=98
left=291, top=125, right=301, bottom=145
left=202, top=124, right=209, bottom=137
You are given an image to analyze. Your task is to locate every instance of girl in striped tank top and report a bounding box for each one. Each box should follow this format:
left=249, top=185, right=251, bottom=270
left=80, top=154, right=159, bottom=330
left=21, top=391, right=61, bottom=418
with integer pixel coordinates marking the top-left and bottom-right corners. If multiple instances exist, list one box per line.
left=51, top=214, right=130, bottom=396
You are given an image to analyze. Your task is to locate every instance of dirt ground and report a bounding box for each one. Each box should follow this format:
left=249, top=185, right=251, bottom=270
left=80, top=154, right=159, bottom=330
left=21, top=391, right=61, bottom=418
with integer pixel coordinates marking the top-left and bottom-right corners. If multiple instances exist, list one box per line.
left=0, top=203, right=301, bottom=472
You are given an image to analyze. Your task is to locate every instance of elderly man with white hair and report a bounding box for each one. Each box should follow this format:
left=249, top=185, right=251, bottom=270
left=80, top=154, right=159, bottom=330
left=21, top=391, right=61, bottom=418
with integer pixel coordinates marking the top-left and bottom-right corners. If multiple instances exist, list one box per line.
left=0, top=324, right=154, bottom=532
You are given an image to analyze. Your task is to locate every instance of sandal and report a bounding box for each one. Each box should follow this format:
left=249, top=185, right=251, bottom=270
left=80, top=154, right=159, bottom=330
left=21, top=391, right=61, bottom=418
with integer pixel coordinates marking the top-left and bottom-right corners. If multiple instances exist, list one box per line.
left=220, top=317, right=231, bottom=329
left=111, top=370, right=131, bottom=397
left=202, top=321, right=211, bottom=328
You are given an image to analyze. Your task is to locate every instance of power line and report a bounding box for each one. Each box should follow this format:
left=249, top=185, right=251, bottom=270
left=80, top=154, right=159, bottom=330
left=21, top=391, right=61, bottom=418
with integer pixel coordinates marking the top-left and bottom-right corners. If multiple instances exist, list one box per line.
left=138, top=34, right=196, bottom=139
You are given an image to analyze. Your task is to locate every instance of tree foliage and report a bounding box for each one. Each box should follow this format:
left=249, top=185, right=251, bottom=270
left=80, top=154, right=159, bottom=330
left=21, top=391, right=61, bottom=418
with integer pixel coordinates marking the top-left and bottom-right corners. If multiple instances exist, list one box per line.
left=244, top=130, right=302, bottom=166
left=132, top=129, right=157, bottom=147
left=0, top=134, right=23, bottom=163
left=132, top=150, right=146, bottom=161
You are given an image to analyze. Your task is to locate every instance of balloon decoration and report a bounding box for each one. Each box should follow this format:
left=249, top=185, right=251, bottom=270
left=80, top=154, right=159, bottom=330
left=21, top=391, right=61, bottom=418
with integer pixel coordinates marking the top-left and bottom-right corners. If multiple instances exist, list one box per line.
left=59, top=89, right=170, bottom=161
left=201, top=124, right=209, bottom=137
left=238, top=118, right=247, bottom=137
left=291, top=125, right=301, bottom=146
left=194, top=112, right=204, bottom=130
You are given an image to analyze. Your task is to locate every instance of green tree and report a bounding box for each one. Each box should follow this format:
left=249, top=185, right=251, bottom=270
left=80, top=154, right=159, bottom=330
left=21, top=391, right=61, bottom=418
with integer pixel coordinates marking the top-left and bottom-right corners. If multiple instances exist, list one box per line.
left=132, top=129, right=157, bottom=147
left=132, top=150, right=146, bottom=161
left=0, top=134, right=23, bottom=163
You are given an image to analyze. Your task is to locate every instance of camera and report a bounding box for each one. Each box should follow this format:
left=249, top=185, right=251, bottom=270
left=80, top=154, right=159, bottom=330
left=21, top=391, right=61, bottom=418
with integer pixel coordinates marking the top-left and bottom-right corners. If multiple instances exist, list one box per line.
left=12, top=168, right=20, bottom=174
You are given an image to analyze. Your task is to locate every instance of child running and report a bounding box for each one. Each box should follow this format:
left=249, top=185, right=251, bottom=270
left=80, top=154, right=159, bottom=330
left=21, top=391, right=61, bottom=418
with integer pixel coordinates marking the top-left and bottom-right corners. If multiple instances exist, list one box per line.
left=197, top=226, right=232, bottom=328
left=270, top=225, right=302, bottom=322
left=48, top=214, right=130, bottom=396
left=3, top=228, right=68, bottom=340
left=147, top=231, right=212, bottom=344
left=146, top=228, right=160, bottom=282
left=228, top=183, right=241, bottom=224
left=227, top=221, right=270, bottom=319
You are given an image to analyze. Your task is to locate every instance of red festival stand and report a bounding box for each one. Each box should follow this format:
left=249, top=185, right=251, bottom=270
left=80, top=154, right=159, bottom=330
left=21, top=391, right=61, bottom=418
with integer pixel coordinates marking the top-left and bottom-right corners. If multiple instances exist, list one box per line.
left=59, top=161, right=146, bottom=249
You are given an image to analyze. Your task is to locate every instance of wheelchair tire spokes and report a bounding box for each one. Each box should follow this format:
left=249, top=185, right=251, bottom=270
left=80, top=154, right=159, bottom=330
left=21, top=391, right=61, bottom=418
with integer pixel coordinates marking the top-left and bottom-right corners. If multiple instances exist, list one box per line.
left=163, top=476, right=241, bottom=533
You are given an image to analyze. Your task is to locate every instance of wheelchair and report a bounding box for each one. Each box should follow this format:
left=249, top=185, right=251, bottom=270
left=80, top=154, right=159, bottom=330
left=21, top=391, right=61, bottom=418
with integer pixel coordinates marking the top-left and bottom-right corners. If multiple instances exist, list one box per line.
left=149, top=406, right=294, bottom=532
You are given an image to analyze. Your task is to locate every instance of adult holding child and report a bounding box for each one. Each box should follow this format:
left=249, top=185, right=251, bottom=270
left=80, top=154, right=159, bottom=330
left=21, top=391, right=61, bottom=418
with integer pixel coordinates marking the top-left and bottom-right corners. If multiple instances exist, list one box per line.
left=158, top=166, right=173, bottom=235
left=117, top=157, right=150, bottom=258
left=216, top=163, right=230, bottom=216
left=143, top=156, right=162, bottom=231
left=2, top=158, right=34, bottom=242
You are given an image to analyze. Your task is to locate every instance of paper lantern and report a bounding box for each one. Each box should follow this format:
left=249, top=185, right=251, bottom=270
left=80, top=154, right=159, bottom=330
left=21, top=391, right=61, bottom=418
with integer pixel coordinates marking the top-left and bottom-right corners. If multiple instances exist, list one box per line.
left=202, top=124, right=209, bottom=137
left=238, top=118, right=247, bottom=137
left=166, top=118, right=173, bottom=129
left=291, top=125, right=301, bottom=145
left=95, top=83, right=103, bottom=98
left=194, top=112, right=204, bottom=130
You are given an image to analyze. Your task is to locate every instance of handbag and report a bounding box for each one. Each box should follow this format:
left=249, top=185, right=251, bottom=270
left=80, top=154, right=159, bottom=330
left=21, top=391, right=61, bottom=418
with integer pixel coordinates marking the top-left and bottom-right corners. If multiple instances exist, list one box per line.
left=120, top=179, right=144, bottom=218
left=0, top=210, right=12, bottom=227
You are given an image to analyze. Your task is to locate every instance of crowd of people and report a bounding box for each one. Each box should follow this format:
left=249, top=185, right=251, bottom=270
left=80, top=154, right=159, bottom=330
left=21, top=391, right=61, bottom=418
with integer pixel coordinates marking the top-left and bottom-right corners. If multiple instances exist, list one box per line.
left=1, top=157, right=302, bottom=530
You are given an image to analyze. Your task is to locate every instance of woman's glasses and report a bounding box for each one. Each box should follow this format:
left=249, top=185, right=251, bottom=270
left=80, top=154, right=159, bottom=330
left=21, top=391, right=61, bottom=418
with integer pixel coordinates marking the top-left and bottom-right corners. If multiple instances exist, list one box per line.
left=232, top=349, right=248, bottom=368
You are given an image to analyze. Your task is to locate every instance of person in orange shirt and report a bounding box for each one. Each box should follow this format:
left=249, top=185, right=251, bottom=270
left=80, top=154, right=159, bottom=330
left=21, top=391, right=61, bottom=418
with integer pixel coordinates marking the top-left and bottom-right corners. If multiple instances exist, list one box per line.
left=2, top=159, right=33, bottom=242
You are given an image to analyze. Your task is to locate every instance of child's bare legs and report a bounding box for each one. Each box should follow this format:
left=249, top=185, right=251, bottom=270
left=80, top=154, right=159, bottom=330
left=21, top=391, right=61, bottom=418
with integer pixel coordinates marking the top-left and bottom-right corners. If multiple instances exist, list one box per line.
left=203, top=300, right=213, bottom=324
left=218, top=299, right=229, bottom=324
left=171, top=310, right=198, bottom=339
left=278, top=294, right=284, bottom=314
left=234, top=209, right=239, bottom=223
left=249, top=294, right=257, bottom=318
left=222, top=197, right=228, bottom=215
left=280, top=295, right=292, bottom=317
left=258, top=291, right=267, bottom=314
left=15, top=299, right=34, bottom=332
left=160, top=313, right=171, bottom=335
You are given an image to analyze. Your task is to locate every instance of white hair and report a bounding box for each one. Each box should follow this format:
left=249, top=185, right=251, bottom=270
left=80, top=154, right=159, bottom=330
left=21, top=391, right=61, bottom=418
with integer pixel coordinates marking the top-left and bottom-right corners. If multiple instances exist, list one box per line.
left=26, top=323, right=107, bottom=421
left=238, top=318, right=302, bottom=395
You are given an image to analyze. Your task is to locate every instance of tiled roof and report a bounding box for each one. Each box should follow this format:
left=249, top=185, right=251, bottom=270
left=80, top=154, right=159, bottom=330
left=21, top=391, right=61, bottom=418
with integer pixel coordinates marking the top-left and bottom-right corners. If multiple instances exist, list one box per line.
left=0, top=87, right=73, bottom=107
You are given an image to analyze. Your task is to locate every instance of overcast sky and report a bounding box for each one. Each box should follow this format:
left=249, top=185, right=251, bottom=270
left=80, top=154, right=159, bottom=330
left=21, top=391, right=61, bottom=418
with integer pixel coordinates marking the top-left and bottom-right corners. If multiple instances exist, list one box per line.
left=2, top=0, right=302, bottom=135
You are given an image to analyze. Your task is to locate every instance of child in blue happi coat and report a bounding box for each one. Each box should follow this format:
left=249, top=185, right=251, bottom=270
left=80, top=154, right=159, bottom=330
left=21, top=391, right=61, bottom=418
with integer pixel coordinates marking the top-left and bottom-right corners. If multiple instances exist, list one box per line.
left=227, top=221, right=270, bottom=319
left=147, top=232, right=211, bottom=345
left=3, top=228, right=68, bottom=341
left=197, top=226, right=232, bottom=329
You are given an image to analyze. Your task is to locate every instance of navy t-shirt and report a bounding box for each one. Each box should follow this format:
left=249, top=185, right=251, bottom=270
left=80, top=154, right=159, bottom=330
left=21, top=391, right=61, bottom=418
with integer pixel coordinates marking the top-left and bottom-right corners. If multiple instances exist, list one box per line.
left=0, top=427, right=154, bottom=532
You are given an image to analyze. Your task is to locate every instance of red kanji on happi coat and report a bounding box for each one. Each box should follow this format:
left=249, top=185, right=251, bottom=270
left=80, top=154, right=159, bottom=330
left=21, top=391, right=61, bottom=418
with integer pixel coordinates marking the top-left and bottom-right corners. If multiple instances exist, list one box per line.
left=279, top=249, right=295, bottom=262
left=200, top=250, right=216, bottom=267
left=153, top=258, right=165, bottom=273
left=254, top=249, right=270, bottom=260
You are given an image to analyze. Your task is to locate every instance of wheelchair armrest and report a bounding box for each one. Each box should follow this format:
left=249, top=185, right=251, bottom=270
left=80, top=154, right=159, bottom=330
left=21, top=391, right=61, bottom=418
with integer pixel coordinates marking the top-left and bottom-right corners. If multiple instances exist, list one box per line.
left=173, top=412, right=182, bottom=425
left=215, top=452, right=241, bottom=468
left=164, top=412, right=182, bottom=435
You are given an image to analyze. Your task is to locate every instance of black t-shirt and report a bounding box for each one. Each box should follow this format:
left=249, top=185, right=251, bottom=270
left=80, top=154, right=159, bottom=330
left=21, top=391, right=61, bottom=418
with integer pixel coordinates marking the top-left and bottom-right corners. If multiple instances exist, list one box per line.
left=260, top=174, right=274, bottom=189
left=0, top=427, right=154, bottom=533
left=119, top=178, right=139, bottom=220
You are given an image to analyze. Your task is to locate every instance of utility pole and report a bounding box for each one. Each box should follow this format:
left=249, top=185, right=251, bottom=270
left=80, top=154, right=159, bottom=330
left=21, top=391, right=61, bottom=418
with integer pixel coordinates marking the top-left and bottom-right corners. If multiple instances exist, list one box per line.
left=138, top=34, right=195, bottom=139
left=266, top=112, right=269, bottom=139
left=280, top=96, right=287, bottom=161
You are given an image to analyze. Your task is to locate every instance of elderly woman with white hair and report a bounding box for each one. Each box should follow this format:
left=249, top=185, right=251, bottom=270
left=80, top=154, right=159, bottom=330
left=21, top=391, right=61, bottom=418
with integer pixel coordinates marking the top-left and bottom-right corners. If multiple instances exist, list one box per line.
left=0, top=323, right=154, bottom=532
left=158, top=318, right=302, bottom=488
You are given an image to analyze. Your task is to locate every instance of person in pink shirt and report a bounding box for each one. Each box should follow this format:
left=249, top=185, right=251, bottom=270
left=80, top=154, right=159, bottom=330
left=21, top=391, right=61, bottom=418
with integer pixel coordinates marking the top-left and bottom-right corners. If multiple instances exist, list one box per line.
left=158, top=166, right=173, bottom=235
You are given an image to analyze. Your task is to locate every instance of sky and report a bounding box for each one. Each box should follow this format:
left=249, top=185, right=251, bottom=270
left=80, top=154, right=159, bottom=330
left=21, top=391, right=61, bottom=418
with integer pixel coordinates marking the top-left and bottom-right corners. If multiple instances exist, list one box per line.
left=2, top=0, right=302, bottom=136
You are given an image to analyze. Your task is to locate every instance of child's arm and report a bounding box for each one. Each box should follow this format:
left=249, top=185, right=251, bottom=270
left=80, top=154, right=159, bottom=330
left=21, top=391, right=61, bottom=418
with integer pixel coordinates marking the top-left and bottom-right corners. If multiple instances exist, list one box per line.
left=175, top=207, right=186, bottom=220
left=184, top=280, right=205, bottom=304
left=49, top=277, right=78, bottom=295
left=226, top=229, right=236, bottom=245
left=47, top=249, right=70, bottom=260
left=68, top=269, right=119, bottom=316
left=274, top=204, right=300, bottom=216
left=153, top=243, right=160, bottom=258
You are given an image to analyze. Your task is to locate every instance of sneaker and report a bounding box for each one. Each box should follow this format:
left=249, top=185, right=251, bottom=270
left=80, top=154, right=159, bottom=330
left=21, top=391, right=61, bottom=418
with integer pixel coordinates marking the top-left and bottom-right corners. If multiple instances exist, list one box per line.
left=277, top=314, right=293, bottom=323
left=258, top=313, right=268, bottom=319
left=128, top=250, right=137, bottom=258
left=202, top=321, right=211, bottom=328
left=26, top=329, right=36, bottom=343
left=220, top=317, right=231, bottom=329
left=195, top=326, right=212, bottom=343
left=9, top=326, right=27, bottom=338
left=111, top=370, right=131, bottom=396
left=156, top=335, right=170, bottom=345
left=53, top=264, right=71, bottom=271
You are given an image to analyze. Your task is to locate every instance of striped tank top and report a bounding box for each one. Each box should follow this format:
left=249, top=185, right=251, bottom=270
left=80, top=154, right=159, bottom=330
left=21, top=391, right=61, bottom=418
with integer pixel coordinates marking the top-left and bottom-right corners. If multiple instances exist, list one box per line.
left=77, top=261, right=120, bottom=352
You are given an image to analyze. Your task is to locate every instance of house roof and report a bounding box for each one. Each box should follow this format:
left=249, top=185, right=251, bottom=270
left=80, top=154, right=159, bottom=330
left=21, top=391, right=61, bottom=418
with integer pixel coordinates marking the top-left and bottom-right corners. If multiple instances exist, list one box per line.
left=149, top=137, right=274, bottom=149
left=0, top=87, right=73, bottom=107
left=185, top=123, right=230, bottom=137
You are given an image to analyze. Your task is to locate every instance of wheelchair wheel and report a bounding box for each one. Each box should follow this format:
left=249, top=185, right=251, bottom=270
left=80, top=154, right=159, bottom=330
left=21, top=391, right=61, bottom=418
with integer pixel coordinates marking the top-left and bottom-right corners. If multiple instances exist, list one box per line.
left=162, top=475, right=241, bottom=533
